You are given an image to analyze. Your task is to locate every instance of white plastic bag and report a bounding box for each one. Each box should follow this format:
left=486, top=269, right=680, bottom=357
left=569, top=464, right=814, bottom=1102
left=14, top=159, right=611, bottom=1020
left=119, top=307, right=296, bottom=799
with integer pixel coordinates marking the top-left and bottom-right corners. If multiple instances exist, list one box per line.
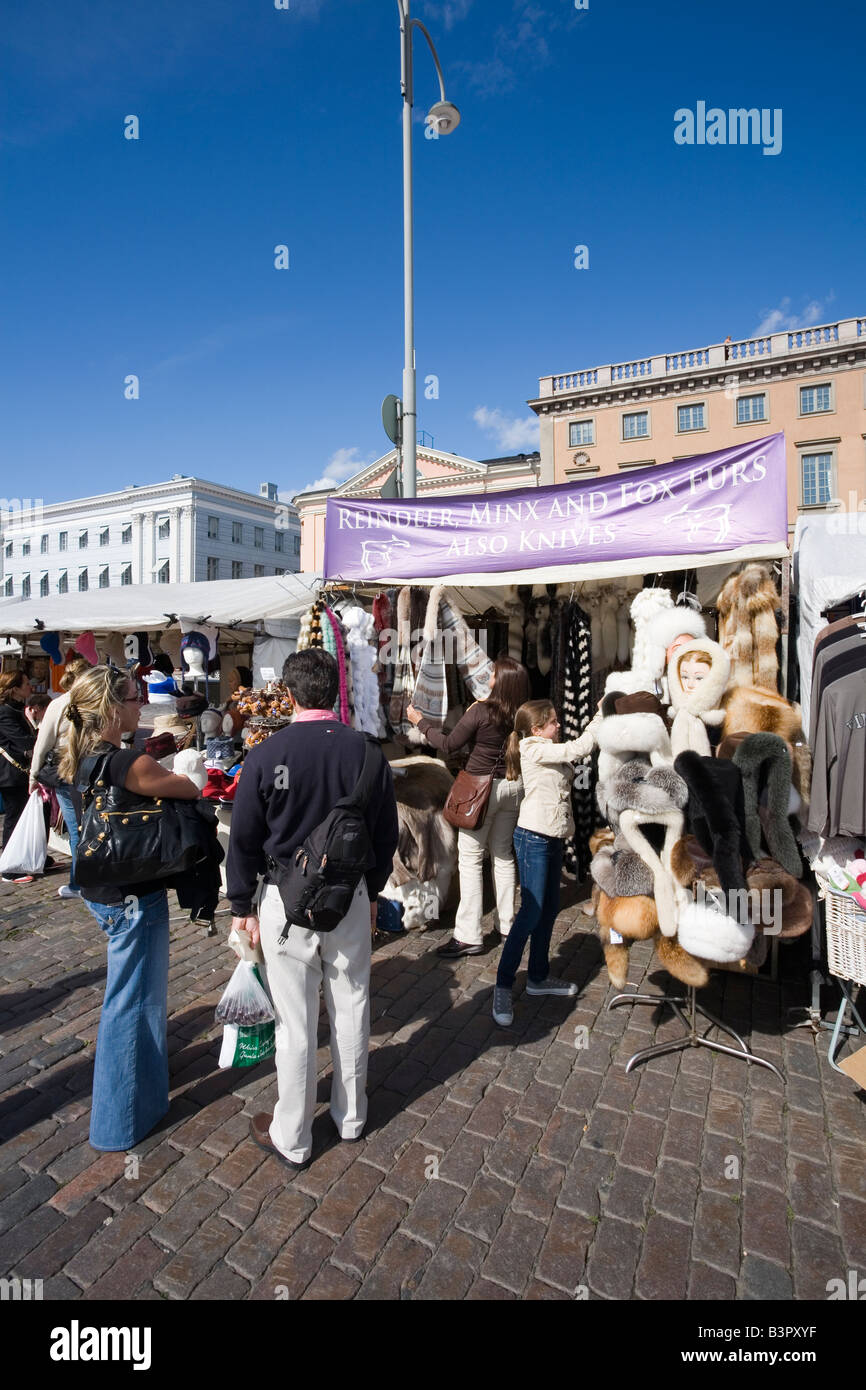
left=0, top=790, right=47, bottom=877
left=215, top=959, right=275, bottom=1026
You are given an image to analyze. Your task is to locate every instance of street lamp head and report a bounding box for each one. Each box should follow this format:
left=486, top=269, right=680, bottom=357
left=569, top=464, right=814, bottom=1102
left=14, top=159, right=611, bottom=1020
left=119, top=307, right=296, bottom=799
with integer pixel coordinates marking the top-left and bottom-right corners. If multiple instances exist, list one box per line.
left=425, top=100, right=460, bottom=135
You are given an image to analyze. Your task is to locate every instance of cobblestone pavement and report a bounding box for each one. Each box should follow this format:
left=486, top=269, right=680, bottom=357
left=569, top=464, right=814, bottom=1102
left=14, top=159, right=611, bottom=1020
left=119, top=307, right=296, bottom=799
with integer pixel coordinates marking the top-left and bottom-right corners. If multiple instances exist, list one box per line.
left=1, top=860, right=864, bottom=1302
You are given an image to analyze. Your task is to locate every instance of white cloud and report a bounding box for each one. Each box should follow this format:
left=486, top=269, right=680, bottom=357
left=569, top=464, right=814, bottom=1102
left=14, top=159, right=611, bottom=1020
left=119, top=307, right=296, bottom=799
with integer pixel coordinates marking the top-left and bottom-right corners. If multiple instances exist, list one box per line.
left=453, top=1, right=577, bottom=98
left=421, top=0, right=475, bottom=30
left=300, top=446, right=371, bottom=493
left=752, top=294, right=835, bottom=336
left=473, top=406, right=539, bottom=452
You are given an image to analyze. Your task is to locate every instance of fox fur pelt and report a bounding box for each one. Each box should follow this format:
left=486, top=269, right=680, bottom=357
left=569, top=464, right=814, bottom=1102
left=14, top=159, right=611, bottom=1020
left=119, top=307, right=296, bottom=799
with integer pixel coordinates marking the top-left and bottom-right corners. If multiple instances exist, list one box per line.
left=717, top=563, right=779, bottom=691
left=387, top=757, right=456, bottom=888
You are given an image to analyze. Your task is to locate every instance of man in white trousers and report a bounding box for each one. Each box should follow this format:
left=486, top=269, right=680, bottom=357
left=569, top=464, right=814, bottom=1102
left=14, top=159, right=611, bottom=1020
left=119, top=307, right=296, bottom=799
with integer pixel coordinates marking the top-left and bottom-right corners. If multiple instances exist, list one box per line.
left=226, top=649, right=399, bottom=1170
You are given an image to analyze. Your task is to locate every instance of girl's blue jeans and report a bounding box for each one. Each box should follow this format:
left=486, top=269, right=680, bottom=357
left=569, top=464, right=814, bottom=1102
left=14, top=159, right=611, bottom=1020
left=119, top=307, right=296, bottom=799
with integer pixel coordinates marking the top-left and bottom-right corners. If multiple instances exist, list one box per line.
left=84, top=888, right=170, bottom=1151
left=55, top=785, right=80, bottom=891
left=496, top=828, right=563, bottom=989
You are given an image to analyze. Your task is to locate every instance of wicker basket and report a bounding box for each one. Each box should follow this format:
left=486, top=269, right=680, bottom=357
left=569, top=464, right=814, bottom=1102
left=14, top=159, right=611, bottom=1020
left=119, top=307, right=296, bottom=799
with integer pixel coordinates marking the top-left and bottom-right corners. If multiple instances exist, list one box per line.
left=822, top=885, right=866, bottom=988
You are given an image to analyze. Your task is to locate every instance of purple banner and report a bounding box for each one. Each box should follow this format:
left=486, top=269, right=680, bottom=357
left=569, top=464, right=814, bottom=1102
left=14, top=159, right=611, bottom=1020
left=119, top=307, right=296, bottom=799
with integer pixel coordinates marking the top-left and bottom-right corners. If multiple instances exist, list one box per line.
left=323, top=433, right=788, bottom=581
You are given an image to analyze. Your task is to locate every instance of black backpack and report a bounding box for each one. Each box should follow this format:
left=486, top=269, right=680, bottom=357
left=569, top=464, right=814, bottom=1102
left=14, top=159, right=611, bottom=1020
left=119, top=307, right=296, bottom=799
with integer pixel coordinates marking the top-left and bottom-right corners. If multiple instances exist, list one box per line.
left=268, top=737, right=381, bottom=939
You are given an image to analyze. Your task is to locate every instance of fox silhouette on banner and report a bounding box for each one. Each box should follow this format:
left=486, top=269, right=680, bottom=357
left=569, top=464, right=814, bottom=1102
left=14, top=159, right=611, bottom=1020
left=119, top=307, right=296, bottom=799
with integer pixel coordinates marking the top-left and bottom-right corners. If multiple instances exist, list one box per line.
left=323, top=433, right=788, bottom=582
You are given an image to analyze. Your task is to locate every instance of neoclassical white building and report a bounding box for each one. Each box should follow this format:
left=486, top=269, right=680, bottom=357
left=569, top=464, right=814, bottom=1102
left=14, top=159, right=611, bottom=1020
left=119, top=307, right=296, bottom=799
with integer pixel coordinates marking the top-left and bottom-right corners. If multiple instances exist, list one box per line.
left=0, top=477, right=301, bottom=599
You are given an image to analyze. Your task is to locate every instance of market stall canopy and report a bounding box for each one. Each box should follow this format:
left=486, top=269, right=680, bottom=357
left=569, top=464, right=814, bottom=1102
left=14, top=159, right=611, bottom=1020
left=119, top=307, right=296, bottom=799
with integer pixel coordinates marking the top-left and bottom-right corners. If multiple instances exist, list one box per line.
left=0, top=572, right=322, bottom=637
left=323, top=434, right=789, bottom=586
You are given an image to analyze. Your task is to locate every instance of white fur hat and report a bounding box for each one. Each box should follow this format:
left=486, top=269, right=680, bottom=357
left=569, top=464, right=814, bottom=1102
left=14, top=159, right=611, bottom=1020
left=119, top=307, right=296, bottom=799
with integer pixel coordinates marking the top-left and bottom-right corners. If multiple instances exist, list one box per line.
left=677, top=900, right=754, bottom=963
left=641, top=606, right=707, bottom=682
left=173, top=748, right=208, bottom=791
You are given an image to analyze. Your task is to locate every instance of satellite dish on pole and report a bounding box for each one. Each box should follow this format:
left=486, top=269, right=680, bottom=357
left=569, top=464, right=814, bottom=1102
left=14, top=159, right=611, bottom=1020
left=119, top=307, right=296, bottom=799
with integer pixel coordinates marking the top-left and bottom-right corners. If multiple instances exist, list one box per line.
left=382, top=394, right=403, bottom=446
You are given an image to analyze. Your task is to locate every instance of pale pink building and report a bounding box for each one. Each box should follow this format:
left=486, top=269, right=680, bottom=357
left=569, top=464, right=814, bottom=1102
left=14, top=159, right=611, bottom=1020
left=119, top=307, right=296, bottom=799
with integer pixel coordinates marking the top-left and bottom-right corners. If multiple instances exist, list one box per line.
left=529, top=316, right=866, bottom=535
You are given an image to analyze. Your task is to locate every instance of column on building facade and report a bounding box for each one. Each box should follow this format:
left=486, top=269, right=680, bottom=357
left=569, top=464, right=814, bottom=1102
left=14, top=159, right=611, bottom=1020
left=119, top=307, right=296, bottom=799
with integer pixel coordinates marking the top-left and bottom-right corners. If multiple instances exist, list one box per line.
left=133, top=513, right=144, bottom=585
left=172, top=507, right=182, bottom=582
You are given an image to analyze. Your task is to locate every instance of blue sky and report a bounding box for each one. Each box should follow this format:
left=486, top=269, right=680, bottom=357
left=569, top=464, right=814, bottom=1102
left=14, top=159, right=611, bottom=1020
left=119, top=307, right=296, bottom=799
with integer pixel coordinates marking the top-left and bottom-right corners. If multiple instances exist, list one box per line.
left=1, top=0, right=863, bottom=505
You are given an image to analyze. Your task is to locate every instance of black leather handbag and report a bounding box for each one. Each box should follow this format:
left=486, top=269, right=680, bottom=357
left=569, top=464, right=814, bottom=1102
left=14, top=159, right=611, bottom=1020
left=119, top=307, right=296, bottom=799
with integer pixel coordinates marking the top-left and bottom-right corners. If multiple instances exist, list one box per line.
left=75, top=751, right=218, bottom=889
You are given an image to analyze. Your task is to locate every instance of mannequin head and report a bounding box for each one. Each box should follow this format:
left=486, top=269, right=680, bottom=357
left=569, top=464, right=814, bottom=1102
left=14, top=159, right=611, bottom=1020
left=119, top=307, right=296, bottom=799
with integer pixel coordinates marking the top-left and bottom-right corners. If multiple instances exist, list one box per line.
left=678, top=650, right=712, bottom=692
left=666, top=632, right=702, bottom=666
left=181, top=631, right=210, bottom=679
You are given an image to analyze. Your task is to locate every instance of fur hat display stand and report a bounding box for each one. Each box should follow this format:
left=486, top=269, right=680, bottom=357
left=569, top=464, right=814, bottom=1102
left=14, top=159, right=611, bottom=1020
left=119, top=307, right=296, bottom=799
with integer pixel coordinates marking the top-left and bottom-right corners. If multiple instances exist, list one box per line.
left=587, top=583, right=791, bottom=1078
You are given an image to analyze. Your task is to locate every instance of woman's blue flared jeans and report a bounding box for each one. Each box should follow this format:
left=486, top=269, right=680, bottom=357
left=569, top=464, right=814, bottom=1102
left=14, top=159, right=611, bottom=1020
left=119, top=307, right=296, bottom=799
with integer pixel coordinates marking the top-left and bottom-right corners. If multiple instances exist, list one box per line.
left=84, top=889, right=170, bottom=1151
left=497, top=827, right=562, bottom=989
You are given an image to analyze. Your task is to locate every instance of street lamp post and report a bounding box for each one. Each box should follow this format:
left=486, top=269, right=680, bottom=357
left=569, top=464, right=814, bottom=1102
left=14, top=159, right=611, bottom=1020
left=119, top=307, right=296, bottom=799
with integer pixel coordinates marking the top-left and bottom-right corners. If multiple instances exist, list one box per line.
left=396, top=0, right=459, bottom=499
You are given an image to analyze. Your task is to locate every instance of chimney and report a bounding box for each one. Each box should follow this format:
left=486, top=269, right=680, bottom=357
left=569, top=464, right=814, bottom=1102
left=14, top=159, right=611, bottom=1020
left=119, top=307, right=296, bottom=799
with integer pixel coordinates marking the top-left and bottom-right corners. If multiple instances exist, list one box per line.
left=260, top=482, right=278, bottom=501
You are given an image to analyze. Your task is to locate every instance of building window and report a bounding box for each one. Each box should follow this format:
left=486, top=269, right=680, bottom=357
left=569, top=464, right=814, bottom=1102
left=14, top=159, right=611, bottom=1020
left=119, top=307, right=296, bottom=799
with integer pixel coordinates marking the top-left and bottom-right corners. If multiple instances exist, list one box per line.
left=3, top=577, right=12, bottom=597
left=158, top=517, right=170, bottom=541
left=206, top=556, right=219, bottom=581
left=569, top=419, right=595, bottom=447
left=39, top=573, right=49, bottom=597
left=79, top=530, right=88, bottom=550
left=736, top=392, right=767, bottom=424
left=122, top=525, right=132, bottom=544
left=21, top=575, right=31, bottom=599
left=57, top=570, right=68, bottom=594
left=99, top=527, right=109, bottom=547
left=4, top=541, right=12, bottom=559
left=293, top=535, right=301, bottom=556
left=22, top=540, right=30, bottom=557
left=800, top=383, right=832, bottom=415
left=232, top=521, right=243, bottom=544
left=622, top=410, right=649, bottom=440
left=99, top=566, right=110, bottom=589
left=274, top=531, right=284, bottom=553
left=275, top=567, right=285, bottom=577
left=40, top=535, right=49, bottom=554
left=254, top=526, right=264, bottom=549
left=59, top=531, right=67, bottom=552
left=253, top=564, right=265, bottom=577
left=207, top=515, right=219, bottom=540
left=155, top=560, right=170, bottom=584
left=78, top=569, right=88, bottom=592
left=121, top=565, right=132, bottom=586
left=232, top=560, right=243, bottom=579
left=677, top=403, right=706, bottom=432
left=801, top=452, right=833, bottom=507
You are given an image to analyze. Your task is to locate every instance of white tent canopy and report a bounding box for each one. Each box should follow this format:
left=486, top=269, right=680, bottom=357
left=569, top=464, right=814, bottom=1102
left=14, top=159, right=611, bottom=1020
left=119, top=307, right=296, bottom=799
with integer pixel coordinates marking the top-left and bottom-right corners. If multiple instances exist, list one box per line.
left=0, top=573, right=322, bottom=637
left=794, top=513, right=866, bottom=730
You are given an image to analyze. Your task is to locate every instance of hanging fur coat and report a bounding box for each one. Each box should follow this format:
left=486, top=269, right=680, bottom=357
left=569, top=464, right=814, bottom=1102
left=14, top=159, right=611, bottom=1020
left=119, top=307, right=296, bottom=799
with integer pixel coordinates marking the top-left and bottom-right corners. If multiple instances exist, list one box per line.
left=666, top=638, right=731, bottom=759
left=716, top=563, right=779, bottom=691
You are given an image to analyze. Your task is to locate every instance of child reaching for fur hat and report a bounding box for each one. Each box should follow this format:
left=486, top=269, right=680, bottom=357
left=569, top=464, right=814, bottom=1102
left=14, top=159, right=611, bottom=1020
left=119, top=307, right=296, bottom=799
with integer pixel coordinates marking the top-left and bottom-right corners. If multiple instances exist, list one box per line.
left=492, top=699, right=596, bottom=1028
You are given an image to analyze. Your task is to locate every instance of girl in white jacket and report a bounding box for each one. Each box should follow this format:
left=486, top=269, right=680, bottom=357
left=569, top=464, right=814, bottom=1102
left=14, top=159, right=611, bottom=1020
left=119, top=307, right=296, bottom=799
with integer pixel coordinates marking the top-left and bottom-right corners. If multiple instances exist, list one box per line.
left=493, top=699, right=596, bottom=1026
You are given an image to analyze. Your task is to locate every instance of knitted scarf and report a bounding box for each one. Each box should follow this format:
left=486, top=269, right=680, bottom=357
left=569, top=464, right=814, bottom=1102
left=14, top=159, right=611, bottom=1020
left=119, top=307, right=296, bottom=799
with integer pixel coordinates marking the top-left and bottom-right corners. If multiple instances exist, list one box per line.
left=561, top=601, right=594, bottom=879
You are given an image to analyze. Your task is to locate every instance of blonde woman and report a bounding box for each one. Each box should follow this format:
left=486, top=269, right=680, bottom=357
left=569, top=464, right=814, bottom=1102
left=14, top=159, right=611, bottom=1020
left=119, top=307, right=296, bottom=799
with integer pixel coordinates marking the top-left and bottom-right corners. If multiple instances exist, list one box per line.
left=493, top=699, right=596, bottom=1027
left=60, top=665, right=200, bottom=1152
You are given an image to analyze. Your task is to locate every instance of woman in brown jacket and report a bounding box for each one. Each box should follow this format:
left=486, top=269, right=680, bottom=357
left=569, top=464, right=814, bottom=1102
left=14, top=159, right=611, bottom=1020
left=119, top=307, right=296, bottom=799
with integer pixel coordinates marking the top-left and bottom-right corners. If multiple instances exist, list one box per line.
left=407, top=656, right=530, bottom=958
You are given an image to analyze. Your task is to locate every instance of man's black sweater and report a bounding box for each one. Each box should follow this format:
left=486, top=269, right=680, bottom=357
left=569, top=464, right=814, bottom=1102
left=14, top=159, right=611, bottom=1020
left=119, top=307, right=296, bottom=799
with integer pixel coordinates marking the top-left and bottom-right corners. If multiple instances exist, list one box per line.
left=226, top=719, right=399, bottom=917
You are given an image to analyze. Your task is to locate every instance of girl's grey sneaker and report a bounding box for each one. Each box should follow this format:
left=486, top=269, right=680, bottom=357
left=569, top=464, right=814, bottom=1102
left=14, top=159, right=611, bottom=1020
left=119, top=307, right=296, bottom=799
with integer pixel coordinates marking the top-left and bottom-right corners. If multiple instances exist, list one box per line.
left=526, top=977, right=578, bottom=997
left=492, top=986, right=513, bottom=1026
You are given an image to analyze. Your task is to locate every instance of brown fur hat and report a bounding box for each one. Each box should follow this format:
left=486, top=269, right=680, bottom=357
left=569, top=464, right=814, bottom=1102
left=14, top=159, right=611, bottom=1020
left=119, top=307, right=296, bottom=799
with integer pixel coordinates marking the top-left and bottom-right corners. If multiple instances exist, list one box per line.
left=717, top=563, right=780, bottom=691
